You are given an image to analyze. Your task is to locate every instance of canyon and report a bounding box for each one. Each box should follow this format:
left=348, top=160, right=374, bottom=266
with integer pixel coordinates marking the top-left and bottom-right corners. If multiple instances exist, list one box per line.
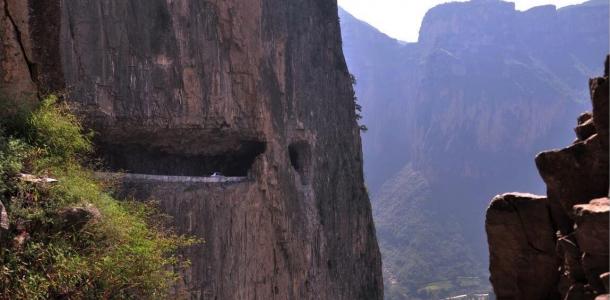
left=2, top=0, right=609, bottom=299
left=340, top=0, right=608, bottom=298
left=0, top=0, right=382, bottom=299
left=486, top=56, right=609, bottom=300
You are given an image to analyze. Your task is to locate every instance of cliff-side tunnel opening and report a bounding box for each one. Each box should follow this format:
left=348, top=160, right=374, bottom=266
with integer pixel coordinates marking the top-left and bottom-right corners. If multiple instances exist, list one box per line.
left=289, top=141, right=312, bottom=184
left=97, top=140, right=266, bottom=177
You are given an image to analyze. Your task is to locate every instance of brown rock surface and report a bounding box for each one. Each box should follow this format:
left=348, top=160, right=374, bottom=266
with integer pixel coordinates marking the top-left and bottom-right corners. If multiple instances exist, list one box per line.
left=535, top=134, right=609, bottom=226
left=486, top=192, right=559, bottom=300
left=0, top=0, right=383, bottom=299
left=0, top=0, right=37, bottom=111
left=574, top=198, right=610, bottom=255
left=487, top=56, right=609, bottom=300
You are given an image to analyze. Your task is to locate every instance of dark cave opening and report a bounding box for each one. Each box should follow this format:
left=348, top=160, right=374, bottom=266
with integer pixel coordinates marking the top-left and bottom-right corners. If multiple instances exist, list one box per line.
left=288, top=141, right=311, bottom=184
left=98, top=140, right=266, bottom=177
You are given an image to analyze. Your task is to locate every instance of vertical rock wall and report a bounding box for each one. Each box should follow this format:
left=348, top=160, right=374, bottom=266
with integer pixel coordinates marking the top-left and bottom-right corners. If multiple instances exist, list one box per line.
left=0, top=0, right=37, bottom=109
left=0, top=0, right=383, bottom=299
left=486, top=56, right=609, bottom=300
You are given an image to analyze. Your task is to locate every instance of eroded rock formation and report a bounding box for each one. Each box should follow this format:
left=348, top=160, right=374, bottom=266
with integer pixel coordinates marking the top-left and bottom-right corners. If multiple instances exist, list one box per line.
left=486, top=56, right=609, bottom=300
left=486, top=193, right=560, bottom=299
left=0, top=0, right=382, bottom=299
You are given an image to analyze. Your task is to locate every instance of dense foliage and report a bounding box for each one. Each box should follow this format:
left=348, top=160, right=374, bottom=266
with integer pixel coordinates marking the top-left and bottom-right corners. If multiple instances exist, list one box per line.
left=0, top=96, right=196, bottom=299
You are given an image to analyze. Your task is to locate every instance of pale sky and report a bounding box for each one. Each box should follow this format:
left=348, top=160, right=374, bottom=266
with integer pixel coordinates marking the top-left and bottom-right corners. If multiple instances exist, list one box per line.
left=338, top=0, right=588, bottom=42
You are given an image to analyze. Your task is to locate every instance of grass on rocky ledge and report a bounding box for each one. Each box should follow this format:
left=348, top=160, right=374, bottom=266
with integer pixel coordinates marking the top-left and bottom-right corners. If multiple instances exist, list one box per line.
left=0, top=96, right=197, bottom=299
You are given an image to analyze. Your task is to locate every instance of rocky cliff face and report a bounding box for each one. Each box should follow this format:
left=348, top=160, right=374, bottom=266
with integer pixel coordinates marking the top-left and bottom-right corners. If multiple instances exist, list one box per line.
left=0, top=0, right=383, bottom=299
left=486, top=56, right=609, bottom=300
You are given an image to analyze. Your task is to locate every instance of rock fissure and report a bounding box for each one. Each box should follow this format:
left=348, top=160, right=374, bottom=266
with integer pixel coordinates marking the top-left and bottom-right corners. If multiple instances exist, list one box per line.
left=3, top=0, right=36, bottom=86
left=506, top=199, right=551, bottom=254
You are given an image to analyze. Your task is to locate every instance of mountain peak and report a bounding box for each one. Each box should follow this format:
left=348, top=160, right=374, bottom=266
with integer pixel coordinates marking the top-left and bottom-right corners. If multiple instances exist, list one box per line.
left=418, top=0, right=517, bottom=46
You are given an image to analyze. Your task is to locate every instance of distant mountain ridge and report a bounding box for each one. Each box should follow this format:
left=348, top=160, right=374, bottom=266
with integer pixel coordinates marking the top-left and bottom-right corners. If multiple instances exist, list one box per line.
left=340, top=0, right=609, bottom=299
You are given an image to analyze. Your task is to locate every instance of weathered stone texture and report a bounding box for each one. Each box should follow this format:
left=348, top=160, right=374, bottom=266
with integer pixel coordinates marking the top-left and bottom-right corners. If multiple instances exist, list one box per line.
left=0, top=0, right=37, bottom=109
left=486, top=193, right=560, bottom=300
left=574, top=198, right=610, bottom=256
left=0, top=0, right=382, bottom=299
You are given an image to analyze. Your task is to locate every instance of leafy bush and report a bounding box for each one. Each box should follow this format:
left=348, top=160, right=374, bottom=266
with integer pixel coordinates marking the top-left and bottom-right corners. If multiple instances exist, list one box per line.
left=0, top=96, right=197, bottom=299
left=27, top=96, right=92, bottom=166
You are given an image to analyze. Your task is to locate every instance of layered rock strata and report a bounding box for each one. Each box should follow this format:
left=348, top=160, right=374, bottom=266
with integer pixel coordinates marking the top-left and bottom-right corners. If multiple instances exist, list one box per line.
left=0, top=0, right=383, bottom=299
left=486, top=56, right=609, bottom=300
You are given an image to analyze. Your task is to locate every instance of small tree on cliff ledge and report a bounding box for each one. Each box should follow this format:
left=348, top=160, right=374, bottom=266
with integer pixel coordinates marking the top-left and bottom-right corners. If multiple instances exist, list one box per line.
left=350, top=73, right=368, bottom=132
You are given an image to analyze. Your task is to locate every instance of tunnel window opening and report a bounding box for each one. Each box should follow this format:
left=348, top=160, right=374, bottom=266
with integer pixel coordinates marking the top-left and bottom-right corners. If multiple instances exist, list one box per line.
left=288, top=141, right=311, bottom=184
left=289, top=147, right=301, bottom=171
left=97, top=141, right=266, bottom=178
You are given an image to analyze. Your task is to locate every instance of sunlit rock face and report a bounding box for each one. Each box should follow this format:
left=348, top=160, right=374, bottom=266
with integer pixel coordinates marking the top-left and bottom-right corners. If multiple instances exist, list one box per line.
left=0, top=0, right=383, bottom=298
left=487, top=56, right=609, bottom=300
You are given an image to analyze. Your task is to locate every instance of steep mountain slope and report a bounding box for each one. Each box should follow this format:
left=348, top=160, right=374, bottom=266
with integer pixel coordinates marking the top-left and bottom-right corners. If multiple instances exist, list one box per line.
left=1, top=0, right=383, bottom=298
left=340, top=0, right=608, bottom=298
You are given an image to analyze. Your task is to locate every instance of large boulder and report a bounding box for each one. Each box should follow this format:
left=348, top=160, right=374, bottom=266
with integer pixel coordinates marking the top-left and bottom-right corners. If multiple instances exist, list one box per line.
left=536, top=134, right=609, bottom=225
left=56, top=204, right=101, bottom=231
left=486, top=193, right=560, bottom=300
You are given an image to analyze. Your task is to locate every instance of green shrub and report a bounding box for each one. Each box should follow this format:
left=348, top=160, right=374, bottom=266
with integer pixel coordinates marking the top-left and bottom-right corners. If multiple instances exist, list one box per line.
left=0, top=96, right=197, bottom=299
left=27, top=95, right=92, bottom=167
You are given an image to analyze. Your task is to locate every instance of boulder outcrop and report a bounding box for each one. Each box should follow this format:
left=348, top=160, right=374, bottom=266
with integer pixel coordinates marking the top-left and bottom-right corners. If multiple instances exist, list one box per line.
left=486, top=193, right=560, bottom=300
left=0, top=0, right=382, bottom=299
left=486, top=56, right=609, bottom=299
left=56, top=204, right=101, bottom=231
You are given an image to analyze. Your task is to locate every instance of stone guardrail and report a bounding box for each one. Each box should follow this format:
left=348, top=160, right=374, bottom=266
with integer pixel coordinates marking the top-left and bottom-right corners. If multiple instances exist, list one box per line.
left=94, top=172, right=248, bottom=184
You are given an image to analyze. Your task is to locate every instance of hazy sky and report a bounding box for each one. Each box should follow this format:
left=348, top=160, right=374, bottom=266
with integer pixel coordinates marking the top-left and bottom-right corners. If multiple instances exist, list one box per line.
left=338, top=0, right=587, bottom=42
